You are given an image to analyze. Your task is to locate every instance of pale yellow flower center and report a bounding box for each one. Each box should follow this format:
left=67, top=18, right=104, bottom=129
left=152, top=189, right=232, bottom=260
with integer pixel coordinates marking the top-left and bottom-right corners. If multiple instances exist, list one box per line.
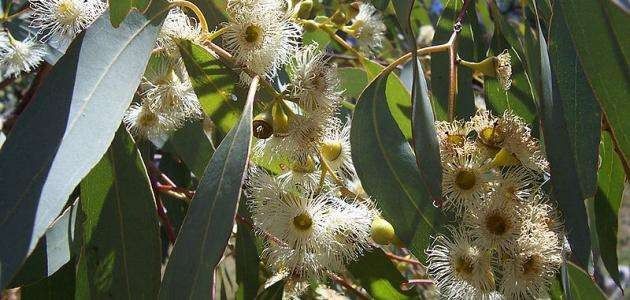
left=455, top=169, right=476, bottom=190
left=293, top=213, right=313, bottom=231
left=244, top=24, right=263, bottom=44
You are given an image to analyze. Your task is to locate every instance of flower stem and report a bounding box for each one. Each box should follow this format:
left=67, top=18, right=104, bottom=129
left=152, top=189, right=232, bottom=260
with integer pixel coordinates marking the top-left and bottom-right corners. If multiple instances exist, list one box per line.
left=169, top=0, right=209, bottom=33
left=201, top=41, right=282, bottom=99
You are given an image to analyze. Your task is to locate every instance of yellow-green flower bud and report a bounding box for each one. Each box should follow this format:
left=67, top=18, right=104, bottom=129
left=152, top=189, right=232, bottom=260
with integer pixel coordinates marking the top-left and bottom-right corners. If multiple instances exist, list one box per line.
left=371, top=217, right=396, bottom=245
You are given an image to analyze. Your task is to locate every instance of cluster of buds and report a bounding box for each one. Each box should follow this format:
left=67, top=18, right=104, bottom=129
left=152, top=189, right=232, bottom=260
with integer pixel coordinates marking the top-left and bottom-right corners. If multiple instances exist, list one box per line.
left=426, top=110, right=565, bottom=299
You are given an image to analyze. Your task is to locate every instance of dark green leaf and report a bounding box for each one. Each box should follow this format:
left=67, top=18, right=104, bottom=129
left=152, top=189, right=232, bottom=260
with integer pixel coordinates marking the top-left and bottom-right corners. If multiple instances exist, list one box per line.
left=411, top=59, right=442, bottom=203
left=338, top=67, right=368, bottom=100
left=159, top=82, right=254, bottom=299
left=189, top=0, right=227, bottom=28
left=351, top=73, right=442, bottom=261
left=562, top=262, right=607, bottom=300
left=10, top=201, right=79, bottom=288
left=76, top=127, right=162, bottom=299
left=235, top=204, right=260, bottom=300
left=179, top=41, right=245, bottom=136
left=165, top=119, right=215, bottom=178
left=555, top=0, right=630, bottom=173
left=536, top=24, right=591, bottom=268
left=548, top=3, right=602, bottom=199
left=362, top=60, right=414, bottom=139
left=109, top=0, right=150, bottom=27
left=0, top=7, right=167, bottom=289
left=392, top=0, right=443, bottom=201
left=348, top=249, right=417, bottom=299
left=594, top=131, right=625, bottom=288
left=20, top=259, right=76, bottom=300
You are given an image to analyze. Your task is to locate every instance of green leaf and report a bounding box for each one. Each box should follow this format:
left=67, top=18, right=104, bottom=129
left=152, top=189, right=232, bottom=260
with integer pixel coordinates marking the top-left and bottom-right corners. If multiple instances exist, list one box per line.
left=594, top=131, right=625, bottom=288
left=392, top=0, right=443, bottom=201
left=351, top=73, right=443, bottom=261
left=10, top=201, right=79, bottom=288
left=431, top=0, right=477, bottom=119
left=411, top=59, right=443, bottom=203
left=235, top=204, right=260, bottom=300
left=348, top=250, right=417, bottom=299
left=362, top=60, right=414, bottom=140
left=562, top=262, right=607, bottom=300
left=76, top=127, right=162, bottom=299
left=20, top=259, right=76, bottom=300
left=159, top=83, right=255, bottom=299
left=548, top=3, right=602, bottom=200
left=536, top=24, right=591, bottom=268
left=485, top=2, right=537, bottom=124
left=179, top=41, right=245, bottom=137
left=338, top=67, right=368, bottom=100
left=0, top=7, right=167, bottom=289
left=164, top=120, right=215, bottom=178
left=189, top=0, right=227, bottom=28
left=555, top=0, right=630, bottom=174
left=109, top=0, right=150, bottom=27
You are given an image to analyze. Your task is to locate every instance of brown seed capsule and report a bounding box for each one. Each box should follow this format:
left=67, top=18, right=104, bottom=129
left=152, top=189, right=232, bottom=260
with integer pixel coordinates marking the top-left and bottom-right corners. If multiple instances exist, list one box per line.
left=252, top=111, right=273, bottom=139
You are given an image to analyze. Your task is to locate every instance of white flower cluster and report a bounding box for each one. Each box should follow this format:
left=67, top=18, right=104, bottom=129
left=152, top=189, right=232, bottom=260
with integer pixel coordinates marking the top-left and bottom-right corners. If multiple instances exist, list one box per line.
left=427, top=110, right=565, bottom=299
left=216, top=0, right=384, bottom=291
left=223, top=0, right=301, bottom=81
left=123, top=9, right=203, bottom=140
left=247, top=167, right=375, bottom=284
left=0, top=0, right=106, bottom=77
left=347, top=3, right=386, bottom=54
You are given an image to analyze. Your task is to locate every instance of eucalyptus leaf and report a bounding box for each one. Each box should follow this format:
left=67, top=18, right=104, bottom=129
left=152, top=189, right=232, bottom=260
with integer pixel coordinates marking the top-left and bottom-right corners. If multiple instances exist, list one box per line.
left=548, top=2, right=601, bottom=200
left=536, top=24, right=591, bottom=268
left=555, top=0, right=630, bottom=173
left=594, top=131, right=625, bottom=288
left=0, top=7, right=167, bottom=289
left=179, top=41, right=245, bottom=137
left=351, top=72, right=443, bottom=261
left=76, top=127, right=162, bottom=299
left=159, top=80, right=255, bottom=299
left=10, top=201, right=79, bottom=288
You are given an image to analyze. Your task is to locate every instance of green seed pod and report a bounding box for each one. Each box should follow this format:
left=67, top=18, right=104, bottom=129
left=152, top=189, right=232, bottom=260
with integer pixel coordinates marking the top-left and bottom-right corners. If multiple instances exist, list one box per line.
left=371, top=217, right=396, bottom=245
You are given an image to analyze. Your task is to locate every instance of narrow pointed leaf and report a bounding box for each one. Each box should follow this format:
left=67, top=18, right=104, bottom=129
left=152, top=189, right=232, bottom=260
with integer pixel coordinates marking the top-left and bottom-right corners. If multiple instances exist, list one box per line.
left=351, top=73, right=443, bottom=261
left=536, top=25, right=591, bottom=268
left=392, top=0, right=442, bottom=201
left=179, top=41, right=245, bottom=136
left=555, top=0, right=630, bottom=173
left=0, top=7, right=167, bottom=289
left=159, top=83, right=254, bottom=299
left=411, top=59, right=442, bottom=203
left=235, top=204, right=260, bottom=300
left=594, top=131, right=625, bottom=288
left=76, top=127, right=162, bottom=299
left=548, top=3, right=601, bottom=200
